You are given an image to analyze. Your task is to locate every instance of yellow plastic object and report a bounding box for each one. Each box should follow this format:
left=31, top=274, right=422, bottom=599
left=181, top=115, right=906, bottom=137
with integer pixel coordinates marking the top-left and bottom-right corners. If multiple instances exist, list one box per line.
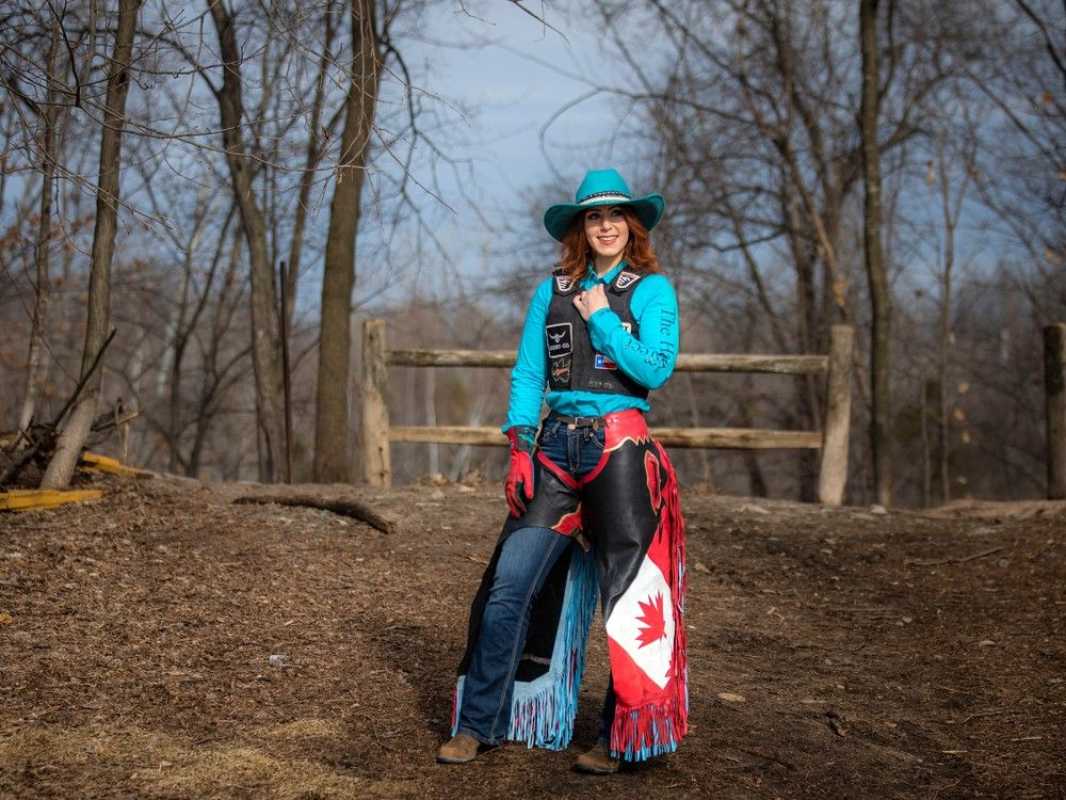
left=0, top=489, right=105, bottom=512
left=79, top=452, right=150, bottom=478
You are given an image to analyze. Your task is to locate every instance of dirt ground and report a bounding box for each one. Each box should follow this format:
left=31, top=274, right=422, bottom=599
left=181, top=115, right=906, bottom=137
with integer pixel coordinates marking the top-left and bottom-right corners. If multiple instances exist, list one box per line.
left=1, top=474, right=1063, bottom=800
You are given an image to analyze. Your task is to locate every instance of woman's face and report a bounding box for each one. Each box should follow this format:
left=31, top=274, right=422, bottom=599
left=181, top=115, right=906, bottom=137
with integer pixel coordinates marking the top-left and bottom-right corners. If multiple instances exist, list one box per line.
left=583, top=205, right=629, bottom=265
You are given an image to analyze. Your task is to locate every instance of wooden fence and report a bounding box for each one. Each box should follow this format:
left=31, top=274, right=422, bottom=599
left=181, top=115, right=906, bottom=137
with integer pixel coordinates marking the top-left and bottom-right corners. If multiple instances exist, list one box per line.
left=361, top=319, right=855, bottom=504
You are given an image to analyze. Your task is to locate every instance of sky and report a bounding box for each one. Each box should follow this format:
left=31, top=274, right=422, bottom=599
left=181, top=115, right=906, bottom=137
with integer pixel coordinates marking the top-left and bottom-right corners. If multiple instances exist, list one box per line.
left=413, top=2, right=611, bottom=195
left=355, top=0, right=632, bottom=302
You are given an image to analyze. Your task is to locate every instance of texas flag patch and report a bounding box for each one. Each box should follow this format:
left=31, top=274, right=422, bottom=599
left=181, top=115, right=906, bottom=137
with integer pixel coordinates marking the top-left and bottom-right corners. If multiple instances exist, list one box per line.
left=594, top=353, right=617, bottom=370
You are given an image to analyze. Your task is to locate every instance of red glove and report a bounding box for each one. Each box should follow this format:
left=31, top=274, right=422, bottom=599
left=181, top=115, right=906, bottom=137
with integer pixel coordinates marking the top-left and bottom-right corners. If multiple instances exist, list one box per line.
left=505, top=427, right=536, bottom=518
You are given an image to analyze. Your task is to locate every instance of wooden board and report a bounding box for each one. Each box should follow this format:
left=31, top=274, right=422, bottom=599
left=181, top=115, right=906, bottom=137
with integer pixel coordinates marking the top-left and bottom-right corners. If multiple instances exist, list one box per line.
left=387, top=349, right=828, bottom=375
left=0, top=489, right=105, bottom=512
left=389, top=425, right=822, bottom=450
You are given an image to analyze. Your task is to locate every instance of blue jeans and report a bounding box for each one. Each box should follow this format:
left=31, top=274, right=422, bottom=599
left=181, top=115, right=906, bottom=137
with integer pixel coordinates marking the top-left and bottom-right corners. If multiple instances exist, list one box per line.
left=457, top=417, right=616, bottom=745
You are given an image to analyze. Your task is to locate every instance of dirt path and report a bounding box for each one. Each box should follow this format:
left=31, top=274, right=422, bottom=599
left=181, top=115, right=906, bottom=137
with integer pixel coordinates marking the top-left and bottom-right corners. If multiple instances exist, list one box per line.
left=1, top=477, right=1063, bottom=799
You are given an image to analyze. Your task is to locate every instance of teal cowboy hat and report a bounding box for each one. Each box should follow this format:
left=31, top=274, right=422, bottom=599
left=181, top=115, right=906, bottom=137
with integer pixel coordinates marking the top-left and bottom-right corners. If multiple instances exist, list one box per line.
left=543, top=168, right=665, bottom=242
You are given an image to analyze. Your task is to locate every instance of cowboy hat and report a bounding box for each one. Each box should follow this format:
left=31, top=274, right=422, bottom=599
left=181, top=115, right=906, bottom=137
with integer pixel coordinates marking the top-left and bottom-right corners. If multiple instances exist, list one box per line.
left=543, top=168, right=665, bottom=242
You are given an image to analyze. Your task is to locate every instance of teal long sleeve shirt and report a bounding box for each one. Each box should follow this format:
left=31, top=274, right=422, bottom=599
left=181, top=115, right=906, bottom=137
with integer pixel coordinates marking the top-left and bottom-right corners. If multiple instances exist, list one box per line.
left=503, top=263, right=680, bottom=432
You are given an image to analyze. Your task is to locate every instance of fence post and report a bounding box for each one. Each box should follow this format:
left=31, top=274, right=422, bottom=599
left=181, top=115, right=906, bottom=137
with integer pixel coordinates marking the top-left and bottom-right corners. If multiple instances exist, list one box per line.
left=1045, top=324, right=1066, bottom=500
left=818, top=325, right=854, bottom=506
left=361, top=319, right=391, bottom=488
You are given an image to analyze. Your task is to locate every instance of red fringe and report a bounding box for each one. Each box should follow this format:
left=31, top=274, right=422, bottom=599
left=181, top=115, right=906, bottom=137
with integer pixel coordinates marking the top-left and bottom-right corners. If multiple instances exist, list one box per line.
left=609, top=694, right=688, bottom=759
left=661, top=441, right=688, bottom=736
left=610, top=441, right=688, bottom=760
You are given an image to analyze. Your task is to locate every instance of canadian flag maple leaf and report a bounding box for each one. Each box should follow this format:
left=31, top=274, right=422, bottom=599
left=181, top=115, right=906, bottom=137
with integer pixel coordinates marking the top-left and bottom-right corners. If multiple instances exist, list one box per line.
left=635, top=591, right=667, bottom=648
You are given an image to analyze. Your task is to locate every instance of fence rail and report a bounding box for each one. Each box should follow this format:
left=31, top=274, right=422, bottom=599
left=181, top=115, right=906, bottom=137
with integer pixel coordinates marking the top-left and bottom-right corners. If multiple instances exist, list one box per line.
left=387, top=424, right=823, bottom=449
left=388, top=349, right=830, bottom=375
left=362, top=319, right=855, bottom=504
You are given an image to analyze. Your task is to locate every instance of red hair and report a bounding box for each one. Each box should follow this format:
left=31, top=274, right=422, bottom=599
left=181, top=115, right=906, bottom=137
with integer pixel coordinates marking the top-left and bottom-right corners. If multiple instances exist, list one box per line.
left=558, top=206, right=660, bottom=285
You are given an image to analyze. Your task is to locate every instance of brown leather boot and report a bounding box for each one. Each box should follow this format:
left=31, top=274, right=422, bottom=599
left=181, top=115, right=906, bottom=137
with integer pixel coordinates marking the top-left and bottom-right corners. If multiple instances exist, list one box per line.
left=574, top=741, right=620, bottom=774
left=436, top=733, right=480, bottom=764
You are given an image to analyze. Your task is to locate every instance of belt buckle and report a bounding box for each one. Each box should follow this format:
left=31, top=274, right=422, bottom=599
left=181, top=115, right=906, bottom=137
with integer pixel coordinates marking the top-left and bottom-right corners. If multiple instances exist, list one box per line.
left=567, top=415, right=601, bottom=431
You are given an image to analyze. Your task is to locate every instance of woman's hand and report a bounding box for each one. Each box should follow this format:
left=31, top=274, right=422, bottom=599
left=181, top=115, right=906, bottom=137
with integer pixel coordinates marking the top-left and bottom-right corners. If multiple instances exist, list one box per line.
left=572, top=284, right=609, bottom=321
left=504, top=427, right=536, bottom=518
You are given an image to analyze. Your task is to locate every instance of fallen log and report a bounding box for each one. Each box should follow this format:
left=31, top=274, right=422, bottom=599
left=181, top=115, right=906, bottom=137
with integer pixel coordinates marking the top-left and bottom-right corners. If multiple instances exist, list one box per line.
left=904, top=545, right=1007, bottom=567
left=232, top=494, right=398, bottom=535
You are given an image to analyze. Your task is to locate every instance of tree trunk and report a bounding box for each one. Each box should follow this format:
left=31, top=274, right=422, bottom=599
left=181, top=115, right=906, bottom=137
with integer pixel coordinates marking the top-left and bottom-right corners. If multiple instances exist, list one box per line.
left=781, top=191, right=821, bottom=501
left=18, top=19, right=62, bottom=436
left=859, top=0, right=893, bottom=506
left=208, top=0, right=287, bottom=482
left=934, top=131, right=972, bottom=505
left=738, top=316, right=766, bottom=496
left=937, top=200, right=953, bottom=507
left=921, top=379, right=932, bottom=507
left=167, top=252, right=193, bottom=474
left=286, top=0, right=338, bottom=330
left=313, top=0, right=381, bottom=483
left=42, top=0, right=141, bottom=489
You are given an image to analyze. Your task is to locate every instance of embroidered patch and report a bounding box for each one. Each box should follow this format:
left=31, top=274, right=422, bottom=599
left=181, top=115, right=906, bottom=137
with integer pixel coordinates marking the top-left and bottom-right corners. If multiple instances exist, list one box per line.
left=546, top=323, right=573, bottom=358
left=622, top=322, right=632, bottom=334
left=554, top=274, right=575, bottom=293
left=614, top=271, right=641, bottom=290
left=594, top=353, right=618, bottom=370
left=550, top=355, right=572, bottom=385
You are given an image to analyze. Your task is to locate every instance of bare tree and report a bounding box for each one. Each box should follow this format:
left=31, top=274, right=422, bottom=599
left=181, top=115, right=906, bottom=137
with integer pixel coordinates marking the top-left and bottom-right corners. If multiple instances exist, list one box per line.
left=965, top=0, right=1064, bottom=315
left=207, top=0, right=288, bottom=482
left=42, top=0, right=141, bottom=488
left=17, top=15, right=63, bottom=436
left=859, top=0, right=892, bottom=505
left=313, top=0, right=382, bottom=482
left=283, top=0, right=341, bottom=330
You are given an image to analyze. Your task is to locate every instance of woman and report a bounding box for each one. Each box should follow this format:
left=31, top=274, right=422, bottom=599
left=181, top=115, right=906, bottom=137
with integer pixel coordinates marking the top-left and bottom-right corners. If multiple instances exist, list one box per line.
left=438, top=168, right=687, bottom=774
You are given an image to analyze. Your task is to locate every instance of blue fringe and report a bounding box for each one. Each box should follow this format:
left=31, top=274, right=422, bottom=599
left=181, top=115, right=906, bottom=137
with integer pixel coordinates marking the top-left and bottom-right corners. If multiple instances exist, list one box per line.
left=506, top=546, right=598, bottom=750
left=450, top=676, right=465, bottom=736
left=450, top=546, right=598, bottom=749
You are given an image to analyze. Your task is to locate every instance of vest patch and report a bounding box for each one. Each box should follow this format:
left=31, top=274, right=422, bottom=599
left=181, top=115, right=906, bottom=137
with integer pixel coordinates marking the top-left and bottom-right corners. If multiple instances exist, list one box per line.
left=550, top=355, right=572, bottom=385
left=594, top=353, right=618, bottom=370
left=554, top=274, right=575, bottom=293
left=546, top=322, right=573, bottom=358
left=615, top=271, right=641, bottom=291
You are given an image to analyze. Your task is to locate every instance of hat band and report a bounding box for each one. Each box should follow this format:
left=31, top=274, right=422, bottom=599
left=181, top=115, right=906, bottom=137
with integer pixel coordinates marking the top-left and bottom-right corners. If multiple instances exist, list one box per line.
left=578, top=191, right=631, bottom=205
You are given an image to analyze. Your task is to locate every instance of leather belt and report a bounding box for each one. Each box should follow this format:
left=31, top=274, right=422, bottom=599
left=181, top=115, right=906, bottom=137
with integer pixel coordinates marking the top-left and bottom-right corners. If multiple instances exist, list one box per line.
left=548, top=414, right=606, bottom=431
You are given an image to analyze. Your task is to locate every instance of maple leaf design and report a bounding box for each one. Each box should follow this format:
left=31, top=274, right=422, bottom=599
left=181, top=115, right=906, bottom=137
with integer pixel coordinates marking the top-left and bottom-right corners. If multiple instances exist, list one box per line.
left=635, top=591, right=667, bottom=648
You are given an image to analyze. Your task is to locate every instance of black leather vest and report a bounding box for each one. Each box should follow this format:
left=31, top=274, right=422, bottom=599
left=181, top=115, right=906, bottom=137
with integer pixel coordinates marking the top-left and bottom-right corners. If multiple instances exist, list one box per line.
left=544, top=268, right=649, bottom=399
